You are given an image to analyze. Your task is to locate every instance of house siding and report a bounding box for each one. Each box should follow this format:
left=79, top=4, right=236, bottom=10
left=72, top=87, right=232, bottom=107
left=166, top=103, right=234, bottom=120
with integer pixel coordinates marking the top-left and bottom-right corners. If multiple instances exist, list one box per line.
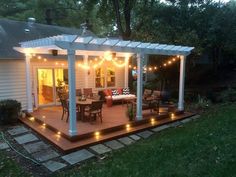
left=0, top=58, right=127, bottom=110
left=0, top=60, right=27, bottom=110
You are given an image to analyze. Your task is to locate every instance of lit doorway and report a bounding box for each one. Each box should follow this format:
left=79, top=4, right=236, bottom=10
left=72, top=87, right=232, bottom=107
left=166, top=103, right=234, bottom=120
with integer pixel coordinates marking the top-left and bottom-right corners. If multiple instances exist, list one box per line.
left=37, top=68, right=68, bottom=106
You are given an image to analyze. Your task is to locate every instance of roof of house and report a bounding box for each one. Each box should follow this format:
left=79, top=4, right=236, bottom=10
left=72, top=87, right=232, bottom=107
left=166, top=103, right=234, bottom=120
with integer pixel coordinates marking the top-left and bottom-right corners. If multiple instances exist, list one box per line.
left=0, top=19, right=94, bottom=59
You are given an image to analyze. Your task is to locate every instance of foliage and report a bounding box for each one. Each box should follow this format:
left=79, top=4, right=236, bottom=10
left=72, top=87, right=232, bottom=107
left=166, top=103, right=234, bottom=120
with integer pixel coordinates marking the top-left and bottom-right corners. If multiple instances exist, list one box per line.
left=218, top=87, right=236, bottom=103
left=0, top=150, right=30, bottom=177
left=126, top=104, right=134, bottom=121
left=185, top=94, right=212, bottom=113
left=1, top=0, right=236, bottom=90
left=55, top=103, right=236, bottom=177
left=0, top=100, right=21, bottom=124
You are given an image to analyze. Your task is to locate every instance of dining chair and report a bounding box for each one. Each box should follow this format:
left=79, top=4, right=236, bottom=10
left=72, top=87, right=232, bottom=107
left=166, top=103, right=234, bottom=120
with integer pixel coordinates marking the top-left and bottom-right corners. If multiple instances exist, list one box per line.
left=57, top=90, right=79, bottom=122
left=85, top=100, right=103, bottom=123
left=60, top=98, right=70, bottom=122
left=76, top=88, right=82, bottom=96
left=83, top=88, right=93, bottom=98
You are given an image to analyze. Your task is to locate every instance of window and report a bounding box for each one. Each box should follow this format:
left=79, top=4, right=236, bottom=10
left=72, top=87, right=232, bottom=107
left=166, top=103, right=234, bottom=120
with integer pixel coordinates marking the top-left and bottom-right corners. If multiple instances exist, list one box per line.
left=95, top=66, right=115, bottom=88
left=95, top=67, right=105, bottom=88
left=106, top=67, right=115, bottom=87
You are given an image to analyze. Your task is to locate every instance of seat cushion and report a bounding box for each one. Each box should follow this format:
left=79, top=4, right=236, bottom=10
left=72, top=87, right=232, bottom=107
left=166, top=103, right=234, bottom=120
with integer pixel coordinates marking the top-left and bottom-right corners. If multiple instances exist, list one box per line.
left=105, top=94, right=136, bottom=101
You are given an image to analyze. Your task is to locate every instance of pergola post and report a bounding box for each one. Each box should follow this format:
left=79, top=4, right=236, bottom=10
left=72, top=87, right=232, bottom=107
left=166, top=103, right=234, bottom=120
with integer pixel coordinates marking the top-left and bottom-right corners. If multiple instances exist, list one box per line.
left=136, top=53, right=144, bottom=120
left=25, top=54, right=33, bottom=112
left=124, top=55, right=129, bottom=88
left=67, top=49, right=77, bottom=136
left=83, top=54, right=89, bottom=88
left=178, top=55, right=186, bottom=111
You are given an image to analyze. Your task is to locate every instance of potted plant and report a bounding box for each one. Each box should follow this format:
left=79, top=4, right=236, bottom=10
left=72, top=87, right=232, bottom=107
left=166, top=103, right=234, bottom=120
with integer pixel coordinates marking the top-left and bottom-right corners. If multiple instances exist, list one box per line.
left=126, top=104, right=134, bottom=121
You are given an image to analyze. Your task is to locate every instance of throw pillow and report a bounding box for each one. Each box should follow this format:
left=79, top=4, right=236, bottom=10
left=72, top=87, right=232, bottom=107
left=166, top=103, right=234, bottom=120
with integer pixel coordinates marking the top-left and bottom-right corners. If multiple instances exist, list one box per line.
left=103, top=89, right=112, bottom=96
left=117, top=88, right=123, bottom=94
left=112, top=89, right=119, bottom=96
left=123, top=88, right=130, bottom=95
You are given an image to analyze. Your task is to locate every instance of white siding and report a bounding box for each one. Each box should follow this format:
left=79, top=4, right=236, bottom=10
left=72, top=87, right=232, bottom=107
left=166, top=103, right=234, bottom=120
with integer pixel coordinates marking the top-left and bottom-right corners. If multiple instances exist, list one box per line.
left=116, top=67, right=125, bottom=88
left=75, top=66, right=85, bottom=89
left=0, top=60, right=27, bottom=110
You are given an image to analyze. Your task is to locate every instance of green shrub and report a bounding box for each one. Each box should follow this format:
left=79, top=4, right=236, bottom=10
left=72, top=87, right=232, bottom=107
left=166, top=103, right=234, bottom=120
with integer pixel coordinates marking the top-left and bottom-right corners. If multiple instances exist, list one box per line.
left=126, top=104, right=135, bottom=121
left=218, top=88, right=236, bottom=103
left=185, top=95, right=212, bottom=113
left=0, top=100, right=21, bottom=124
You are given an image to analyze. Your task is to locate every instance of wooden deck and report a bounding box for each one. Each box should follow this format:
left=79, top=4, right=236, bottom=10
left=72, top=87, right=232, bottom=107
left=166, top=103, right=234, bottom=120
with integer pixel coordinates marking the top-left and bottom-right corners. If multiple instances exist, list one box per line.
left=20, top=104, right=195, bottom=153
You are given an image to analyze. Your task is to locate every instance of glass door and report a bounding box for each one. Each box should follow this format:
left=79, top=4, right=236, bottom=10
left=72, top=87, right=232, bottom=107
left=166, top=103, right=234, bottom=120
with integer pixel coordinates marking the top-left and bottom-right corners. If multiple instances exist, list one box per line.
left=37, top=68, right=69, bottom=106
left=54, top=68, right=68, bottom=104
left=37, top=69, right=54, bottom=106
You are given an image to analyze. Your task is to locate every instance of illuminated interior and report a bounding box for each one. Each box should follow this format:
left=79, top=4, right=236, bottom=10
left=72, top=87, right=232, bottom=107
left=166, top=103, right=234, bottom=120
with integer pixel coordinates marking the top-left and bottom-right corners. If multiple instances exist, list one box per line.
left=95, top=61, right=116, bottom=88
left=37, top=68, right=68, bottom=106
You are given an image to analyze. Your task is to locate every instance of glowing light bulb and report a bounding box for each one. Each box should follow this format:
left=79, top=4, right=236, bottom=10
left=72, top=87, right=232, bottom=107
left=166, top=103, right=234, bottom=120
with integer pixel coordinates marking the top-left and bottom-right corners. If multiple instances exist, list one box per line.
left=94, top=131, right=100, bottom=136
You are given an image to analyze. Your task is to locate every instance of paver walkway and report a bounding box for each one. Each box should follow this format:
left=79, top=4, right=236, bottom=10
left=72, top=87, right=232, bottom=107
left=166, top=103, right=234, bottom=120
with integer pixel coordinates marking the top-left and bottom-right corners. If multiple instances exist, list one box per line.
left=0, top=115, right=199, bottom=174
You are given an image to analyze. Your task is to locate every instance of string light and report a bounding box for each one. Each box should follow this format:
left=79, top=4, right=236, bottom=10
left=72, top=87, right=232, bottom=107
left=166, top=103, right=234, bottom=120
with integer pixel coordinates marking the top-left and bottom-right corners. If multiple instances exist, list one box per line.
left=128, top=56, right=180, bottom=72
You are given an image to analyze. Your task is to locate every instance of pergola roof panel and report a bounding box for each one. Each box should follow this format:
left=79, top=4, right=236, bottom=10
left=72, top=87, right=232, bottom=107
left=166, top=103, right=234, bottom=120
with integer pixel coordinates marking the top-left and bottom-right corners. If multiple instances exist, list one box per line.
left=18, top=35, right=194, bottom=56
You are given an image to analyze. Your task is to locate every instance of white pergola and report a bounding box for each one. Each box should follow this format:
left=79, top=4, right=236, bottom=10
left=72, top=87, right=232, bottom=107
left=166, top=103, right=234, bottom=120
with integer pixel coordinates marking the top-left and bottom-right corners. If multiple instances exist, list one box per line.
left=15, top=35, right=194, bottom=136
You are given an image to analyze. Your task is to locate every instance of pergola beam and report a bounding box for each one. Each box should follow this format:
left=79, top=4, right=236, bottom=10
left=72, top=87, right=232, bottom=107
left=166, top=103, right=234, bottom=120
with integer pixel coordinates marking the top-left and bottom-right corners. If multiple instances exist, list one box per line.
left=55, top=41, right=192, bottom=56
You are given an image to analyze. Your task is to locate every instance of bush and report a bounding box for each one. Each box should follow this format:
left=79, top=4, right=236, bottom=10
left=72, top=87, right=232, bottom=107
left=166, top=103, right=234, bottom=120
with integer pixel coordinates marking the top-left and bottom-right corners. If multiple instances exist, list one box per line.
left=0, top=100, right=21, bottom=124
left=218, top=88, right=236, bottom=103
left=185, top=95, right=211, bottom=113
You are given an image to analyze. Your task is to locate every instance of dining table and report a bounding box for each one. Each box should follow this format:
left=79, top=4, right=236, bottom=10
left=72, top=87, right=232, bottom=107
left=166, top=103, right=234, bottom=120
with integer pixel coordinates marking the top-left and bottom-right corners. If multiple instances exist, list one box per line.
left=76, top=97, right=94, bottom=121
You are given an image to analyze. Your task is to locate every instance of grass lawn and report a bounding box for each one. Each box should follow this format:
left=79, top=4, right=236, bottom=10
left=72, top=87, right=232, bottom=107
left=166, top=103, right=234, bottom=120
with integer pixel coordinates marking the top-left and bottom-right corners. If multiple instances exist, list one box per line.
left=57, top=103, right=236, bottom=177
left=0, top=136, right=30, bottom=177
left=0, top=103, right=235, bottom=177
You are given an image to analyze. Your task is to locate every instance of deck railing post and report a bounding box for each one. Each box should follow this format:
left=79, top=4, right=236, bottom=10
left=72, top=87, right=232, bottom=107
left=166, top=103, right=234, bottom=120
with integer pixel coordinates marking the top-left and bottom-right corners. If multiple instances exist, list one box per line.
left=136, top=53, right=144, bottom=120
left=25, top=54, right=33, bottom=112
left=67, top=49, right=78, bottom=136
left=178, top=55, right=186, bottom=111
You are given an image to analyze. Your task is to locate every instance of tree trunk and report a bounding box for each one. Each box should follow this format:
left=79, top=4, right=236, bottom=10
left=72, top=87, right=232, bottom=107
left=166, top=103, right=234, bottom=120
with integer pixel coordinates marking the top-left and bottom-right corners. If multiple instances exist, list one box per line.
left=112, top=0, right=134, bottom=40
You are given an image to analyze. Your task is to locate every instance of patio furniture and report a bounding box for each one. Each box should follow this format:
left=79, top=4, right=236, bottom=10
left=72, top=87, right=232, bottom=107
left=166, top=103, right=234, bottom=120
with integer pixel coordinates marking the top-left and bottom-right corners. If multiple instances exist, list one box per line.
left=84, top=100, right=103, bottom=123
left=76, top=98, right=94, bottom=121
left=151, top=90, right=161, bottom=100
left=57, top=90, right=80, bottom=122
left=143, top=89, right=152, bottom=100
left=104, top=88, right=136, bottom=106
left=130, top=97, right=160, bottom=116
left=76, top=89, right=82, bottom=96
left=122, top=96, right=136, bottom=107
left=83, top=88, right=93, bottom=98
left=60, top=98, right=70, bottom=122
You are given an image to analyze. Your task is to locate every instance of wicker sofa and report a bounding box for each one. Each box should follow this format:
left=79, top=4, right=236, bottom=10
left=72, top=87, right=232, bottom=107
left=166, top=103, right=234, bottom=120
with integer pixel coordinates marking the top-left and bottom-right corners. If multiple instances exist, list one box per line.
left=103, top=88, right=136, bottom=106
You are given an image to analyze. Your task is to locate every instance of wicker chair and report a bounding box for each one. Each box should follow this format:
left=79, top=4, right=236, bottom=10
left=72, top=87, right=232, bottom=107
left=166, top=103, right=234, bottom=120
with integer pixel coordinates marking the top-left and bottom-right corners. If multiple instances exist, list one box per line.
left=83, top=88, right=93, bottom=98
left=84, top=100, right=103, bottom=123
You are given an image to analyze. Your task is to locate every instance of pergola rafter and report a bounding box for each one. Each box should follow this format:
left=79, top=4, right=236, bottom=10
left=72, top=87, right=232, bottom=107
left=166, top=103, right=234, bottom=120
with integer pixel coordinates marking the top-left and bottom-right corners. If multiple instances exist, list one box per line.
left=19, top=35, right=194, bottom=56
